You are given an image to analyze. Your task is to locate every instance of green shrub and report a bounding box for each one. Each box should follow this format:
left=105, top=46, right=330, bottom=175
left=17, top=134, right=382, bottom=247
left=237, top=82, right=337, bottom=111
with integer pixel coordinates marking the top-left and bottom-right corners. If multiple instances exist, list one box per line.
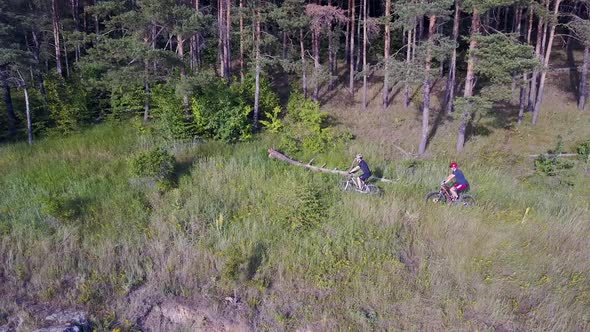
left=45, top=76, right=93, bottom=135
left=39, top=194, right=82, bottom=222
left=260, top=106, right=283, bottom=133
left=109, top=85, right=144, bottom=120
left=130, top=147, right=175, bottom=180
left=191, top=78, right=252, bottom=143
left=576, top=139, right=590, bottom=163
left=278, top=92, right=342, bottom=154
left=151, top=84, right=197, bottom=140
left=534, top=136, right=574, bottom=176
left=232, top=75, right=280, bottom=120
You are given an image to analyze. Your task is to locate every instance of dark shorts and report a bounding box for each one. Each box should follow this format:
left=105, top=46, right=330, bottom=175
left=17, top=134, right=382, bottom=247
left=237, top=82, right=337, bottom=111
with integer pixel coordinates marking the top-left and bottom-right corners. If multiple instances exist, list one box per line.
left=454, top=183, right=468, bottom=192
left=360, top=173, right=371, bottom=181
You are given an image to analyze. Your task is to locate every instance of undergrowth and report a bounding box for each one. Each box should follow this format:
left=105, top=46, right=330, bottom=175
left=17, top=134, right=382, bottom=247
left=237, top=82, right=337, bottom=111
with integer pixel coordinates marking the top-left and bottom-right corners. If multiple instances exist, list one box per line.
left=0, top=121, right=589, bottom=331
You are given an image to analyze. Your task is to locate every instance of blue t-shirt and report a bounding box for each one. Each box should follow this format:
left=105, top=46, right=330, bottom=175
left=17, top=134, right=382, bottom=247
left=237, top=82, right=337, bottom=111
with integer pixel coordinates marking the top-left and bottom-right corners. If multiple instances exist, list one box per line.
left=453, top=169, right=468, bottom=185
left=359, top=160, right=371, bottom=176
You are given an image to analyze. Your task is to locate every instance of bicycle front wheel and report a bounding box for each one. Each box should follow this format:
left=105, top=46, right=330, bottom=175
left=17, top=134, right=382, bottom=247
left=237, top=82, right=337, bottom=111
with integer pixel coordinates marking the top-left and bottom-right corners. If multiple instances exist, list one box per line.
left=340, top=179, right=355, bottom=192
left=425, top=191, right=445, bottom=203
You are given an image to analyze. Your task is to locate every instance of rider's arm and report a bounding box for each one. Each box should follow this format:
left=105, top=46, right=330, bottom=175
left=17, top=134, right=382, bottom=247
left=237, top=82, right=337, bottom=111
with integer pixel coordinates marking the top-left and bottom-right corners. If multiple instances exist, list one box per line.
left=443, top=173, right=455, bottom=184
left=349, top=165, right=360, bottom=174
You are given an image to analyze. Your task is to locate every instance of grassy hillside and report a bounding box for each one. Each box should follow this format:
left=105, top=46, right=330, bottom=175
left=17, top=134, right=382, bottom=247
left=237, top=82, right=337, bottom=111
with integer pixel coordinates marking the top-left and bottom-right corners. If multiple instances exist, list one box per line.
left=1, top=84, right=589, bottom=331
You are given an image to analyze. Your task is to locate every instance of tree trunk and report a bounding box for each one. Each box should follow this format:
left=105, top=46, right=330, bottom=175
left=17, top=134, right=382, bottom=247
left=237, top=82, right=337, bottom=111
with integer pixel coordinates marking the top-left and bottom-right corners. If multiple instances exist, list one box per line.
left=18, top=70, right=33, bottom=144
left=362, top=0, right=367, bottom=111
left=225, top=0, right=231, bottom=82
left=517, top=78, right=527, bottom=124
left=93, top=0, right=99, bottom=37
left=444, top=0, right=460, bottom=113
left=578, top=46, right=588, bottom=110
left=518, top=6, right=534, bottom=124
left=463, top=9, right=479, bottom=98
left=254, top=10, right=261, bottom=129
left=313, top=26, right=320, bottom=101
left=457, top=8, right=480, bottom=152
left=349, top=0, right=355, bottom=95
left=419, top=15, right=436, bottom=155
left=31, top=31, right=48, bottom=105
left=218, top=0, right=224, bottom=78
left=69, top=0, right=81, bottom=61
left=1, top=66, right=17, bottom=139
left=355, top=7, right=362, bottom=71
left=177, top=35, right=189, bottom=109
left=300, top=29, right=307, bottom=97
left=345, top=0, right=351, bottom=66
left=63, top=29, right=70, bottom=77
left=51, top=0, right=63, bottom=77
left=144, top=62, right=150, bottom=122
left=328, top=24, right=335, bottom=91
left=532, top=0, right=562, bottom=125
left=526, top=6, right=533, bottom=43
left=239, top=0, right=244, bottom=82
left=268, top=148, right=398, bottom=182
left=383, top=0, right=391, bottom=108
left=404, top=29, right=412, bottom=108
left=528, top=14, right=544, bottom=114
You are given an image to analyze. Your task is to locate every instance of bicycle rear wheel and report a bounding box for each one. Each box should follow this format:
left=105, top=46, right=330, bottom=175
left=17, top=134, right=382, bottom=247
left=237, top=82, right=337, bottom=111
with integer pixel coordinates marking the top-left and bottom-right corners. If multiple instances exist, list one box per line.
left=425, top=191, right=445, bottom=203
left=364, top=184, right=380, bottom=195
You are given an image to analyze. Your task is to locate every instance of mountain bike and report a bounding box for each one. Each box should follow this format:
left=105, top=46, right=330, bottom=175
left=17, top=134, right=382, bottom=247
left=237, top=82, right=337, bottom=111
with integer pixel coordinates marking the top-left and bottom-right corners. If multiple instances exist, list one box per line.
left=340, top=176, right=380, bottom=194
left=425, top=184, right=475, bottom=206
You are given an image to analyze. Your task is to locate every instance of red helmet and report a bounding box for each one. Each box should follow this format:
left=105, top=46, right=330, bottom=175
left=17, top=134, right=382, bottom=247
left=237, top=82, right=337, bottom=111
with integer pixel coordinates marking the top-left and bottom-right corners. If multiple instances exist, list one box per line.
left=449, top=162, right=458, bottom=168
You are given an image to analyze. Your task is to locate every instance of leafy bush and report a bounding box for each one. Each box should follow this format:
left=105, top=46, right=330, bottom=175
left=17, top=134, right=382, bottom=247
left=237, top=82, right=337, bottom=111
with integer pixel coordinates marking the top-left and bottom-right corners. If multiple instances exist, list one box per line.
left=534, top=137, right=574, bottom=176
left=39, top=194, right=82, bottom=222
left=259, top=106, right=283, bottom=133
left=278, top=92, right=344, bottom=154
left=45, top=76, right=94, bottom=135
left=109, top=85, right=144, bottom=120
left=191, top=78, right=252, bottom=143
left=130, top=147, right=175, bottom=180
left=151, top=84, right=197, bottom=140
left=232, top=74, right=280, bottom=120
left=576, top=139, right=590, bottom=163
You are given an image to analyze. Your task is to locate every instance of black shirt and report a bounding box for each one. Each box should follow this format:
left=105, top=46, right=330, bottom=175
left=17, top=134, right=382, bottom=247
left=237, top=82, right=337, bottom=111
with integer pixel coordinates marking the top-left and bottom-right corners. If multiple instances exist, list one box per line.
left=359, top=160, right=371, bottom=176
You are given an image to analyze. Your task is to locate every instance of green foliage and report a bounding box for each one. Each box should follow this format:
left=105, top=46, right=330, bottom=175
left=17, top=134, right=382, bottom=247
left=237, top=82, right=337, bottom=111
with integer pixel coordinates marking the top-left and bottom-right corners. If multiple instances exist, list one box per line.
left=39, top=194, right=82, bottom=223
left=130, top=147, right=175, bottom=180
left=232, top=75, right=280, bottom=119
left=109, top=85, right=144, bottom=120
left=151, top=84, right=197, bottom=140
left=453, top=96, right=493, bottom=117
left=279, top=92, right=345, bottom=154
left=274, top=180, right=326, bottom=231
left=259, top=106, right=283, bottom=133
left=472, top=34, right=539, bottom=85
left=576, top=139, right=590, bottom=162
left=45, top=76, right=94, bottom=135
left=534, top=136, right=574, bottom=176
left=191, top=78, right=252, bottom=143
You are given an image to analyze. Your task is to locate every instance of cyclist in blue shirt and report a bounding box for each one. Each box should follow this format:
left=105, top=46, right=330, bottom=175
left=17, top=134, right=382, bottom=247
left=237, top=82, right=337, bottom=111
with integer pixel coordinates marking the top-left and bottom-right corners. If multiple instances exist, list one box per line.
left=443, top=162, right=469, bottom=201
left=348, top=154, right=372, bottom=190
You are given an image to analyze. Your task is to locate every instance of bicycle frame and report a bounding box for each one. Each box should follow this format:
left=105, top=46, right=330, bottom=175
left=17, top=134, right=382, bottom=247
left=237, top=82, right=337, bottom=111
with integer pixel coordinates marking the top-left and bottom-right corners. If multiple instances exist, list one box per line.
left=440, top=185, right=454, bottom=201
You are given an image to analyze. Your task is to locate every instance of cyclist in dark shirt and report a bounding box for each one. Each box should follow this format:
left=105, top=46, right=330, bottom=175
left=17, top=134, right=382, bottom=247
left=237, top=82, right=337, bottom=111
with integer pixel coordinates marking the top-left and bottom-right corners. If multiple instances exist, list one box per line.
left=348, top=154, right=372, bottom=190
left=443, top=162, right=469, bottom=201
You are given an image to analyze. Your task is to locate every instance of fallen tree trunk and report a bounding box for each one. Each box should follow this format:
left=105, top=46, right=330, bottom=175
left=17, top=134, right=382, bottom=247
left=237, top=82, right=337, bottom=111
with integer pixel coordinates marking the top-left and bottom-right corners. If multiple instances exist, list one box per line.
left=268, top=148, right=398, bottom=183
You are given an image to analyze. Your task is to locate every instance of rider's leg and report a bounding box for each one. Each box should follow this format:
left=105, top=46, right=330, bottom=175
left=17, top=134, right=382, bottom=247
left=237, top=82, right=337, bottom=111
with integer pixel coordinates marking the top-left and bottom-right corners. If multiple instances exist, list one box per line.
left=355, top=176, right=363, bottom=189
left=359, top=174, right=369, bottom=191
left=450, top=186, right=458, bottom=200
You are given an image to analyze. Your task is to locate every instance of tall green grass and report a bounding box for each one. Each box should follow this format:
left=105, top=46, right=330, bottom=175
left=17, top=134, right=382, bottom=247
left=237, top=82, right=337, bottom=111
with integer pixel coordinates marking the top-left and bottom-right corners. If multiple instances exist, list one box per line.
left=0, top=122, right=589, bottom=331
